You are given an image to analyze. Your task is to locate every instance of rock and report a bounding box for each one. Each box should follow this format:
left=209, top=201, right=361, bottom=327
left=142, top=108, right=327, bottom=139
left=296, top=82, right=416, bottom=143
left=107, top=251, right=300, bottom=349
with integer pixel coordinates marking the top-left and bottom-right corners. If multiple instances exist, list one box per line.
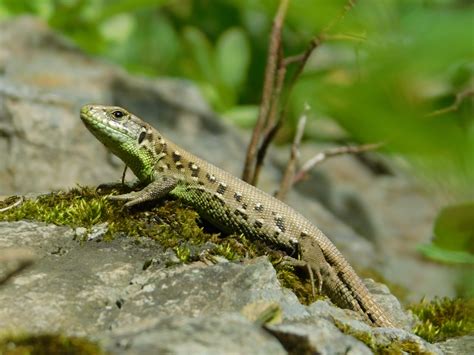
left=0, top=221, right=165, bottom=335
left=436, top=335, right=474, bottom=355
left=305, top=301, right=442, bottom=354
left=267, top=320, right=372, bottom=355
left=104, top=314, right=287, bottom=355
left=107, top=256, right=308, bottom=331
left=0, top=16, right=245, bottom=195
left=0, top=220, right=446, bottom=354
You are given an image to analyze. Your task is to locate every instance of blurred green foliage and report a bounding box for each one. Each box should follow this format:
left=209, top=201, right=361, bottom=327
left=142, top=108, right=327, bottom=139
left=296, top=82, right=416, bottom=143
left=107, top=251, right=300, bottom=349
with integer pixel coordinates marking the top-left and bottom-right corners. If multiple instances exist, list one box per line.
left=419, top=202, right=474, bottom=264
left=0, top=0, right=472, bottom=263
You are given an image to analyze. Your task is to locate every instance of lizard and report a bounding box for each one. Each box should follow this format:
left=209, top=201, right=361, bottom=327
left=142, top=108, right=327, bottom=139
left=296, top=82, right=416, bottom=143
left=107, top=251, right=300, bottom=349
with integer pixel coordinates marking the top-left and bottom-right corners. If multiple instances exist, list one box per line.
left=80, top=104, right=396, bottom=328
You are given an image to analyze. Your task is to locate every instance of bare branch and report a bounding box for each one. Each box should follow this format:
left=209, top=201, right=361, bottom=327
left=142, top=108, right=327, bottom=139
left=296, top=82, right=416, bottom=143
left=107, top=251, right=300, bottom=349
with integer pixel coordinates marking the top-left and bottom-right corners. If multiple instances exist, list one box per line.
left=242, top=0, right=289, bottom=183
left=0, top=196, right=24, bottom=213
left=243, top=0, right=358, bottom=185
left=276, top=105, right=309, bottom=200
left=282, top=0, right=358, bottom=90
left=323, top=0, right=357, bottom=33
left=293, top=142, right=383, bottom=184
left=425, top=88, right=474, bottom=118
left=252, top=120, right=282, bottom=186
left=251, top=57, right=287, bottom=186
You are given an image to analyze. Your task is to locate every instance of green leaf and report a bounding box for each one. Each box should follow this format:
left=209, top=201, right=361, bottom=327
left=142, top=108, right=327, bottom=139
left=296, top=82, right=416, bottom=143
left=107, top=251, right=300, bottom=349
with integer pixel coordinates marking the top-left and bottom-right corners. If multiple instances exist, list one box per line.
left=418, top=244, right=474, bottom=265
left=418, top=202, right=474, bottom=264
left=215, top=27, right=250, bottom=89
left=433, top=203, right=474, bottom=252
left=182, top=26, right=215, bottom=83
left=222, top=105, right=259, bottom=128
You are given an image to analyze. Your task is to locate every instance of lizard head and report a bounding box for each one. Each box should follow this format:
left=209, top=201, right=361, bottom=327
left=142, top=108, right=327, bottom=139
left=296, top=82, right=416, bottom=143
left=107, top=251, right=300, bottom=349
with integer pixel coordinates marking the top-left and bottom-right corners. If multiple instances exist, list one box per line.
left=80, top=104, right=157, bottom=183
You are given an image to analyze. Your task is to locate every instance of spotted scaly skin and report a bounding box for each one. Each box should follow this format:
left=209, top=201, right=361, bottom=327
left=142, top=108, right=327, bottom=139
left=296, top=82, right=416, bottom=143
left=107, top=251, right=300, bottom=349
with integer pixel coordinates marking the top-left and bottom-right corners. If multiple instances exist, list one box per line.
left=80, top=104, right=396, bottom=328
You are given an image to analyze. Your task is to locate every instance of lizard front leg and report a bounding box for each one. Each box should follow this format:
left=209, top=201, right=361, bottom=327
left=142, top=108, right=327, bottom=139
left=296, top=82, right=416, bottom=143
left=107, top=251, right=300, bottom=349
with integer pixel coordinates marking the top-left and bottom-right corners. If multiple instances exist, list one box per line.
left=109, top=175, right=179, bottom=208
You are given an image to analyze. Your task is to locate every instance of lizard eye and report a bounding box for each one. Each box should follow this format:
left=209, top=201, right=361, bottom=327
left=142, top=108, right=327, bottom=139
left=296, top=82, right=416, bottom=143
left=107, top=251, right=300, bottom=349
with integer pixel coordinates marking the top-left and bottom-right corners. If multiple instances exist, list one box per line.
left=112, top=110, right=124, bottom=119
left=138, top=131, right=146, bottom=144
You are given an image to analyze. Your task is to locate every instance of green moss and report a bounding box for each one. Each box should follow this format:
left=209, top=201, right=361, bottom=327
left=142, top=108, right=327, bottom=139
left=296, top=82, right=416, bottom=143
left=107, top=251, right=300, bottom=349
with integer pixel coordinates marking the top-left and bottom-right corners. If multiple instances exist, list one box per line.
left=0, top=186, right=321, bottom=304
left=0, top=333, right=104, bottom=354
left=275, top=262, right=325, bottom=305
left=0, top=188, right=112, bottom=228
left=334, top=320, right=432, bottom=354
left=408, top=297, right=474, bottom=343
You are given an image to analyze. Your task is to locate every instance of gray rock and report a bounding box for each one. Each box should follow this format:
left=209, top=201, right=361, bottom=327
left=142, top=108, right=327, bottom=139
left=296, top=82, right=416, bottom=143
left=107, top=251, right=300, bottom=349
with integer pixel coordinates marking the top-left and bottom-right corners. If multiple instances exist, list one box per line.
left=436, top=335, right=474, bottom=355
left=0, top=220, right=446, bottom=354
left=0, top=221, right=165, bottom=335
left=110, top=256, right=308, bottom=331
left=104, top=313, right=287, bottom=355
left=267, top=320, right=372, bottom=355
left=0, top=16, right=245, bottom=195
left=364, top=278, right=414, bottom=330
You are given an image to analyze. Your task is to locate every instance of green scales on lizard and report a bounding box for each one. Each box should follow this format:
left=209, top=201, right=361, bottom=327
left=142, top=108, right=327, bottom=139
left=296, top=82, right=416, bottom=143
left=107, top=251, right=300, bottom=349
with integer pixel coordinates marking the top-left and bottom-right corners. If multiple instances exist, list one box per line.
left=80, top=104, right=396, bottom=328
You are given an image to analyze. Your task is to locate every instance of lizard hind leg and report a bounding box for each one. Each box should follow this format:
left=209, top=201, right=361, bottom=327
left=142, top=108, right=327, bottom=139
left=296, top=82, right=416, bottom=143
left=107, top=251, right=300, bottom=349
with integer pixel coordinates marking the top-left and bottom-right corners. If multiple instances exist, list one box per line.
left=281, top=255, right=324, bottom=299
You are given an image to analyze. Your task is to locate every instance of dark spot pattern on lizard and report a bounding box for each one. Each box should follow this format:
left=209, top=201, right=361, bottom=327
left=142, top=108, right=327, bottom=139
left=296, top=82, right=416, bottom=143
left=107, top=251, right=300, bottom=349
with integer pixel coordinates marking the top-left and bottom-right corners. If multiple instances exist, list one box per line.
left=206, top=173, right=216, bottom=183
left=175, top=161, right=184, bottom=171
left=254, top=203, right=264, bottom=212
left=216, top=182, right=227, bottom=195
left=254, top=219, right=264, bottom=229
left=274, top=216, right=286, bottom=233
left=172, top=151, right=181, bottom=162
left=212, top=194, right=226, bottom=207
left=160, top=142, right=167, bottom=154
left=234, top=192, right=242, bottom=202
left=234, top=208, right=248, bottom=220
left=189, top=163, right=200, bottom=177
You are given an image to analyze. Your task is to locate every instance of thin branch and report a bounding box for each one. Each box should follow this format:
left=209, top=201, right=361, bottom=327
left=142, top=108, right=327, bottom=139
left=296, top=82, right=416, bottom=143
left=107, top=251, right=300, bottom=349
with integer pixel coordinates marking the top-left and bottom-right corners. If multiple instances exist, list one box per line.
left=251, top=56, right=287, bottom=186
left=283, top=0, right=358, bottom=94
left=425, top=88, right=474, bottom=118
left=0, top=196, right=24, bottom=213
left=252, top=120, right=282, bottom=186
left=276, top=105, right=309, bottom=200
left=265, top=47, right=287, bottom=136
left=323, top=0, right=357, bottom=33
left=293, top=142, right=384, bottom=184
left=242, top=0, right=289, bottom=183
left=244, top=0, right=358, bottom=185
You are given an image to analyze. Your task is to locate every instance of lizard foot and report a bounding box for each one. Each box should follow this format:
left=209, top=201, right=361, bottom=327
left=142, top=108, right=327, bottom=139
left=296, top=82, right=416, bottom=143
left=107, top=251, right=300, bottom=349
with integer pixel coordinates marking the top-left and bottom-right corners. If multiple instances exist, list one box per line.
left=281, top=256, right=323, bottom=299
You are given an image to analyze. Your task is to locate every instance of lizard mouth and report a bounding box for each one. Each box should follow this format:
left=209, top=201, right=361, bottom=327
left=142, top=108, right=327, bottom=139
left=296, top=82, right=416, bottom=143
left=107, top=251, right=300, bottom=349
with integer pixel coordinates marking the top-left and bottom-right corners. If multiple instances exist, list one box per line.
left=80, top=104, right=132, bottom=145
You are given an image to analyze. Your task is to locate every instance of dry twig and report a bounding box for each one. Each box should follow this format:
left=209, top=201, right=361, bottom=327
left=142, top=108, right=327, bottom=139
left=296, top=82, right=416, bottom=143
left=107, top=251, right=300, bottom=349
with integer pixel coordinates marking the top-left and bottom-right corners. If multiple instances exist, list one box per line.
left=293, top=142, right=383, bottom=184
left=242, top=0, right=289, bottom=183
left=243, top=0, right=358, bottom=186
left=0, top=196, right=24, bottom=213
left=276, top=105, right=309, bottom=200
left=425, top=88, right=474, bottom=118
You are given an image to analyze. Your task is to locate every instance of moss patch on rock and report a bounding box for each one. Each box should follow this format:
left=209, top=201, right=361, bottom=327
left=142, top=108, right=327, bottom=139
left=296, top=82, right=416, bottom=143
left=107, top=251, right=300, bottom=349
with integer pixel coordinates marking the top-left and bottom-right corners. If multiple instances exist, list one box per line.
left=0, top=333, right=103, bottom=355
left=0, top=186, right=319, bottom=304
left=408, top=297, right=474, bottom=343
